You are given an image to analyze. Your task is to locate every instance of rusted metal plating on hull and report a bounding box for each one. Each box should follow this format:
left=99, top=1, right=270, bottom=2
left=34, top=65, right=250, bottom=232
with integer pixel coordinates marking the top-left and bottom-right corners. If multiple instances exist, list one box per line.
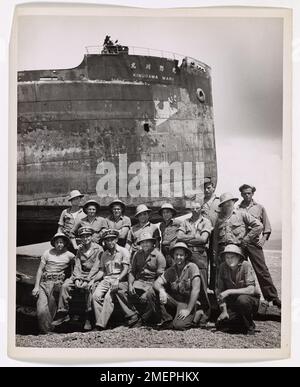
left=17, top=52, right=217, bottom=209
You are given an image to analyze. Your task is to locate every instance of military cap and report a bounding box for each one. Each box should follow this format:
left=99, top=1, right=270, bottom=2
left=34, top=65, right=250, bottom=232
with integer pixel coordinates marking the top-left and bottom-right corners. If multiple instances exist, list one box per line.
left=102, top=229, right=119, bottom=240
left=78, top=227, right=94, bottom=236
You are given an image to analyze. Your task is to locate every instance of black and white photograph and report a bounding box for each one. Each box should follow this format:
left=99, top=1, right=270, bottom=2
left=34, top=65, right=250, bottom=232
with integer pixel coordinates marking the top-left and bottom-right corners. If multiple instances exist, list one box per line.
left=8, top=4, right=292, bottom=361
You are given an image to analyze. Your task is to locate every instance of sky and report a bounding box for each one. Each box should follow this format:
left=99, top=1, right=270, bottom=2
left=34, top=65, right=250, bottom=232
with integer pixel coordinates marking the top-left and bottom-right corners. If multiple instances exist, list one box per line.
left=17, top=14, right=283, bottom=230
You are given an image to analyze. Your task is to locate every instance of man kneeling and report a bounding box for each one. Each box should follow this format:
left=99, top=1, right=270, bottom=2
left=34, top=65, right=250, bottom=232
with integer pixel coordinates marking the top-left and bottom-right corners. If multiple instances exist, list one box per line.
left=216, top=244, right=260, bottom=335
left=150, top=242, right=201, bottom=330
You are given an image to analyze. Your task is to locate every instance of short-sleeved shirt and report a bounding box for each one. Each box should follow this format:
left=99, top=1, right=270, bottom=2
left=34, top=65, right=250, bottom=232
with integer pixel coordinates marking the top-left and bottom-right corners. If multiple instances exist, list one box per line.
left=104, top=215, right=131, bottom=231
left=238, top=200, right=272, bottom=239
left=178, top=216, right=212, bottom=249
left=201, top=194, right=220, bottom=227
left=159, top=219, right=181, bottom=248
left=161, top=262, right=200, bottom=303
left=126, top=222, right=160, bottom=252
left=72, top=242, right=103, bottom=281
left=104, top=215, right=131, bottom=245
left=217, top=261, right=260, bottom=301
left=214, top=209, right=263, bottom=249
left=58, top=208, right=86, bottom=237
left=99, top=245, right=130, bottom=278
left=70, top=215, right=107, bottom=243
left=41, top=248, right=74, bottom=274
left=131, top=248, right=166, bottom=282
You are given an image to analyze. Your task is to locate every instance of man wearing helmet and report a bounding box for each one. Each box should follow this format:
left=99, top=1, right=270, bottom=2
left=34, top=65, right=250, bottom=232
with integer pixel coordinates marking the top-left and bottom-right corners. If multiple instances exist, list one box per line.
left=216, top=244, right=260, bottom=335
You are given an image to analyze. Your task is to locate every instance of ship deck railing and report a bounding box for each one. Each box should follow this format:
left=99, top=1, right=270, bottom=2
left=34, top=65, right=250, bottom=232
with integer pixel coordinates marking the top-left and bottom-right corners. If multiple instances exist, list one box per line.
left=85, top=45, right=210, bottom=72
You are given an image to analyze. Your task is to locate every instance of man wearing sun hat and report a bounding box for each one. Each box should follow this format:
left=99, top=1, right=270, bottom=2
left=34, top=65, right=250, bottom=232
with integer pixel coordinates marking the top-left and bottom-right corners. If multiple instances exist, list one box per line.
left=216, top=244, right=261, bottom=335
left=125, top=204, right=160, bottom=255
left=57, top=190, right=86, bottom=238
left=103, top=198, right=131, bottom=247
left=70, top=199, right=107, bottom=249
left=213, top=192, right=263, bottom=270
left=150, top=242, right=206, bottom=330
left=90, top=229, right=139, bottom=329
left=177, top=200, right=213, bottom=289
left=32, top=232, right=75, bottom=333
left=158, top=203, right=181, bottom=267
left=53, top=226, right=103, bottom=330
left=128, top=231, right=166, bottom=321
left=237, top=184, right=281, bottom=309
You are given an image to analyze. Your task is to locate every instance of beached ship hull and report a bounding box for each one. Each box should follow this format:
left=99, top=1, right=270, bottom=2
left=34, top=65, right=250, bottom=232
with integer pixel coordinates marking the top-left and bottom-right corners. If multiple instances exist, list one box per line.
left=17, top=50, right=217, bottom=245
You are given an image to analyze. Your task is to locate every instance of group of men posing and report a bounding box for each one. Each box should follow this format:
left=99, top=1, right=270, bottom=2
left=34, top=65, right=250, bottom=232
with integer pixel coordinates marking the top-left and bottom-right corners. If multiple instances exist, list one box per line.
left=32, top=178, right=281, bottom=336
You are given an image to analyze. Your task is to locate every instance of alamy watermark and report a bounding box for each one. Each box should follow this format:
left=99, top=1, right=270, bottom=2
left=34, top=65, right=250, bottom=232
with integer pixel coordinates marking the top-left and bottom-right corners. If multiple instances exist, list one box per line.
left=95, top=154, right=205, bottom=199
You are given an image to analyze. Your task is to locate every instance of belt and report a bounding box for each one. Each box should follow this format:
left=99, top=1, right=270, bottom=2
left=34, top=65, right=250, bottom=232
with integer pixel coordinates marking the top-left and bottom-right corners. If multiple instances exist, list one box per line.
left=42, top=272, right=65, bottom=282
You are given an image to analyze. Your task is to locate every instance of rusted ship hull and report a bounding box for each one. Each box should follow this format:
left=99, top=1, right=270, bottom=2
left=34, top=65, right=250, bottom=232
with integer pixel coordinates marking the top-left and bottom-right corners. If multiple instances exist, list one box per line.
left=17, top=50, right=217, bottom=245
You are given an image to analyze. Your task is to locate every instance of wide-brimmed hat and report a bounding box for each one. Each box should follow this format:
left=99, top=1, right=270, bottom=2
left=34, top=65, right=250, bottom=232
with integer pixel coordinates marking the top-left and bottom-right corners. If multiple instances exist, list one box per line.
left=78, top=227, right=94, bottom=236
left=51, top=232, right=70, bottom=247
left=220, top=244, right=245, bottom=259
left=135, top=204, right=151, bottom=218
left=158, top=203, right=177, bottom=217
left=109, top=199, right=126, bottom=213
left=239, top=184, right=256, bottom=193
left=218, top=192, right=239, bottom=207
left=137, top=231, right=156, bottom=244
left=169, top=242, right=192, bottom=259
left=83, top=199, right=101, bottom=214
left=102, top=229, right=119, bottom=240
left=68, top=190, right=84, bottom=202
